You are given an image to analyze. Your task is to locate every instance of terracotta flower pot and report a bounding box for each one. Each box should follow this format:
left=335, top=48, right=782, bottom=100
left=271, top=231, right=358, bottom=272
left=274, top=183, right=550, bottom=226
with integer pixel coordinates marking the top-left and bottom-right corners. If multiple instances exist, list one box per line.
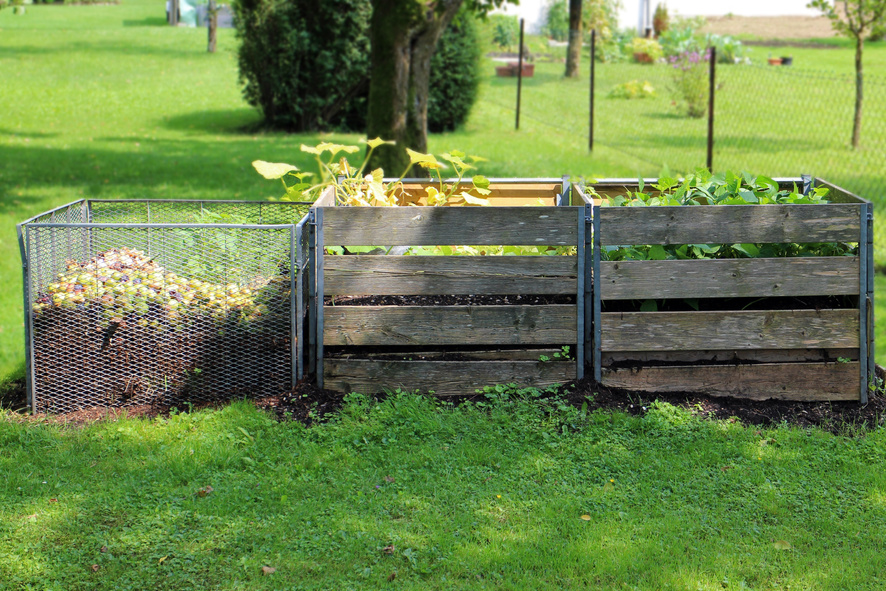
left=634, top=52, right=655, bottom=64
left=768, top=57, right=782, bottom=66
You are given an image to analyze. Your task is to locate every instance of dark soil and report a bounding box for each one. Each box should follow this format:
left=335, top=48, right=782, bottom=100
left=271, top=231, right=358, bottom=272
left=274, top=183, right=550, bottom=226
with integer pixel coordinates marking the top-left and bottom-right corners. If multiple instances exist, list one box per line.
left=4, top=370, right=885, bottom=434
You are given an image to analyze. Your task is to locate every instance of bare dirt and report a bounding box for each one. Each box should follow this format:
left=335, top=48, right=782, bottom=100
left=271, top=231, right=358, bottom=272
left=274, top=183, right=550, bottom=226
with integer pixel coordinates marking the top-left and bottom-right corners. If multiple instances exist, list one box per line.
left=699, top=15, right=837, bottom=41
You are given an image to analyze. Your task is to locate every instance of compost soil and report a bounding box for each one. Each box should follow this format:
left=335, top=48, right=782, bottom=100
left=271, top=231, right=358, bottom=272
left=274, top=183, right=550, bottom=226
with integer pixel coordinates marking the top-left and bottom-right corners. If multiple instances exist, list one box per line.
left=4, top=373, right=885, bottom=434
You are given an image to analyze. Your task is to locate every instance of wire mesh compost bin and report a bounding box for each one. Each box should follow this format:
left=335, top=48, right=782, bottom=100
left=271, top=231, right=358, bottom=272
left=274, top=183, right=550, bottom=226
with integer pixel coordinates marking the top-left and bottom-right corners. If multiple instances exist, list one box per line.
left=17, top=199, right=312, bottom=414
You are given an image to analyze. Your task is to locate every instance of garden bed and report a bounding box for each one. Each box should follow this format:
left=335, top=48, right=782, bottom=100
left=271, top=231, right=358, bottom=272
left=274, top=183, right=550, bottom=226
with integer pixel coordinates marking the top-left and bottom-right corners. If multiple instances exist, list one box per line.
left=582, top=176, right=874, bottom=402
left=311, top=179, right=589, bottom=395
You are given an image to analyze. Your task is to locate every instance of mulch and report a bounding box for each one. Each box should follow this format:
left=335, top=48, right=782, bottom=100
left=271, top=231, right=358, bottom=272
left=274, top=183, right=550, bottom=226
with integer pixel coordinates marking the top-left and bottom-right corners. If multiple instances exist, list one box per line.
left=3, top=372, right=885, bottom=434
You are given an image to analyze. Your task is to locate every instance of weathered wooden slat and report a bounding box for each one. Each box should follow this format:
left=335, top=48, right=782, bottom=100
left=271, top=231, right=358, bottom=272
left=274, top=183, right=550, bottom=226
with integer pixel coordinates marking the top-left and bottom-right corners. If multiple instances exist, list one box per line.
left=601, top=309, right=859, bottom=351
left=600, top=257, right=860, bottom=299
left=324, top=359, right=576, bottom=395
left=399, top=182, right=560, bottom=200
left=334, top=348, right=566, bottom=361
left=313, top=186, right=336, bottom=207
left=602, top=348, right=857, bottom=365
left=601, top=362, right=860, bottom=401
left=321, top=207, right=579, bottom=246
left=324, top=255, right=577, bottom=295
left=324, top=305, right=577, bottom=346
left=598, top=204, right=861, bottom=245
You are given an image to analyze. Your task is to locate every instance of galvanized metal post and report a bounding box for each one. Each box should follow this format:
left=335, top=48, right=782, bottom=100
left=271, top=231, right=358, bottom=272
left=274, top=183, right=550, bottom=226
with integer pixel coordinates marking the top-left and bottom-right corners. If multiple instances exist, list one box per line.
left=859, top=203, right=870, bottom=404
left=307, top=210, right=317, bottom=376
left=592, top=204, right=602, bottom=382
left=576, top=208, right=585, bottom=380
left=295, top=216, right=307, bottom=381
left=584, top=203, right=593, bottom=379
left=289, top=224, right=298, bottom=388
left=315, top=208, right=325, bottom=388
left=516, top=18, right=524, bottom=131
left=17, top=224, right=34, bottom=413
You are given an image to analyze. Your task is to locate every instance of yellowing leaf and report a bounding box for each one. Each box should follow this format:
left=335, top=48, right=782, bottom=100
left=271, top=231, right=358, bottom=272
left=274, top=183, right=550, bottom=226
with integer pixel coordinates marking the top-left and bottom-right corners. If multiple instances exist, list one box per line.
left=603, top=481, right=614, bottom=492
left=406, top=148, right=439, bottom=167
left=580, top=514, right=592, bottom=521
left=252, top=160, right=298, bottom=180
left=426, top=186, right=447, bottom=206
left=158, top=555, right=168, bottom=564
left=262, top=566, right=277, bottom=575
left=773, top=540, right=792, bottom=550
left=365, top=137, right=395, bottom=149
left=370, top=168, right=384, bottom=184
left=300, top=144, right=322, bottom=155
left=461, top=192, right=489, bottom=206
left=316, top=142, right=359, bottom=156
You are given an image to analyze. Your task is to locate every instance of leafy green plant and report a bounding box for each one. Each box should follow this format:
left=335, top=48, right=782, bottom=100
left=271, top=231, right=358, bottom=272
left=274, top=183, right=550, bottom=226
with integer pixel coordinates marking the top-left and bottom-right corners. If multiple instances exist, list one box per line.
left=608, top=80, right=656, bottom=99
left=253, top=139, right=492, bottom=207
left=667, top=49, right=711, bottom=118
left=705, top=33, right=748, bottom=64
left=628, top=37, right=664, bottom=62
left=591, top=170, right=857, bottom=261
left=492, top=15, right=518, bottom=51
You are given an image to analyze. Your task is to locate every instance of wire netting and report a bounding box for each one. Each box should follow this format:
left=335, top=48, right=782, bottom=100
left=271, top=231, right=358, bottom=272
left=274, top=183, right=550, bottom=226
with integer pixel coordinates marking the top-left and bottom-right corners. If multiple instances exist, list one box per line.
left=21, top=200, right=311, bottom=414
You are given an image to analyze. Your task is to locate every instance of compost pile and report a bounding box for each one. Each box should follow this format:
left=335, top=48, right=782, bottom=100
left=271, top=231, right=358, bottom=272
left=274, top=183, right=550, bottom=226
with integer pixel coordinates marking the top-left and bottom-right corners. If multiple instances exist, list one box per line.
left=31, top=248, right=292, bottom=413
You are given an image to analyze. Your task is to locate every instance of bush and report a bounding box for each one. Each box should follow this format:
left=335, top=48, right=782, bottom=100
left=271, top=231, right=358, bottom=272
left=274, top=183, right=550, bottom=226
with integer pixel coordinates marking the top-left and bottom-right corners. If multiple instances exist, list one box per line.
left=628, top=37, right=663, bottom=62
left=652, top=3, right=669, bottom=37
left=428, top=10, right=482, bottom=133
left=233, top=0, right=480, bottom=134
left=608, top=80, right=656, bottom=99
left=542, top=0, right=570, bottom=42
left=668, top=49, right=710, bottom=118
left=490, top=14, right=519, bottom=50
left=704, top=33, right=747, bottom=64
left=232, top=0, right=371, bottom=131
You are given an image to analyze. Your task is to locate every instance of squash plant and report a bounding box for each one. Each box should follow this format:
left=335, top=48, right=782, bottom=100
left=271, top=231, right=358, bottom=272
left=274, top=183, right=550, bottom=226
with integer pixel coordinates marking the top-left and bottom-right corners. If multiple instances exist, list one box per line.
left=252, top=138, right=492, bottom=207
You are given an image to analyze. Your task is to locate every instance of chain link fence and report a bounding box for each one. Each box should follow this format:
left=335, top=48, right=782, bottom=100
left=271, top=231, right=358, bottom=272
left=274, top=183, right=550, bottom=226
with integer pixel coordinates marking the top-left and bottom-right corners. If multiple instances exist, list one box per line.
left=18, top=200, right=311, bottom=414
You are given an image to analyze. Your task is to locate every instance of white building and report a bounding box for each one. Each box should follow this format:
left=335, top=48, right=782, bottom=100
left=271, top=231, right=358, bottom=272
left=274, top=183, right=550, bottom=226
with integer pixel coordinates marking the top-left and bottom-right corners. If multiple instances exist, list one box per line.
left=493, top=0, right=821, bottom=35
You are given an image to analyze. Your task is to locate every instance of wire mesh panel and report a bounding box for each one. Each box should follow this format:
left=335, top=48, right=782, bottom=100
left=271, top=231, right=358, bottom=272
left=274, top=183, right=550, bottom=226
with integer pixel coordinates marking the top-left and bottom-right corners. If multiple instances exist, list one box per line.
left=21, top=200, right=310, bottom=414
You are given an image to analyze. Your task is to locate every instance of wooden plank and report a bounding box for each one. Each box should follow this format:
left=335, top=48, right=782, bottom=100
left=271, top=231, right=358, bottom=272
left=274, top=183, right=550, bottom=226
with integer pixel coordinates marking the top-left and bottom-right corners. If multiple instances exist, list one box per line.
left=602, top=348, right=858, bottom=365
left=334, top=348, right=566, bottom=361
left=600, top=257, right=859, bottom=299
left=324, top=305, right=577, bottom=346
left=399, top=182, right=560, bottom=201
left=321, top=207, right=579, bottom=246
left=313, top=186, right=336, bottom=207
left=598, top=204, right=861, bottom=245
left=325, top=255, right=577, bottom=295
left=601, top=309, right=859, bottom=351
left=601, top=362, right=860, bottom=401
left=324, top=359, right=576, bottom=395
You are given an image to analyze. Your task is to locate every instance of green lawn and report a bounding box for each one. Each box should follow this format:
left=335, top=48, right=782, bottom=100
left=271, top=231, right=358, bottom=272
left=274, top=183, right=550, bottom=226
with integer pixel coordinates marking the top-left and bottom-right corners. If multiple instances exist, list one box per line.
left=2, top=393, right=886, bottom=590
left=1, top=1, right=885, bottom=381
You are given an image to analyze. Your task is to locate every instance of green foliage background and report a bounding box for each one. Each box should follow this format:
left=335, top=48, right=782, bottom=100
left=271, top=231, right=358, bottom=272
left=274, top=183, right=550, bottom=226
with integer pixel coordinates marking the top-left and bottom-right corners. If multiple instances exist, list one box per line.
left=232, top=0, right=481, bottom=133
left=231, top=0, right=371, bottom=131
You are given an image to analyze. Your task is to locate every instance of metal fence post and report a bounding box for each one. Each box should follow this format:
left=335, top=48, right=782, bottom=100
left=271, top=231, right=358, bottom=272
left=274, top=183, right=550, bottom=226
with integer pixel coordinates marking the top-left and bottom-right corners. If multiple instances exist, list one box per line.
left=707, top=46, right=716, bottom=172
left=592, top=204, right=602, bottom=382
left=589, top=29, right=596, bottom=152
left=516, top=18, right=524, bottom=131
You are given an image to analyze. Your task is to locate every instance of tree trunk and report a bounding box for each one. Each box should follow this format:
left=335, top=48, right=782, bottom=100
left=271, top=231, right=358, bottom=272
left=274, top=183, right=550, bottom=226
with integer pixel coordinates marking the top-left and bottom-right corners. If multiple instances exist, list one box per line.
left=207, top=0, right=217, bottom=53
left=852, top=35, right=863, bottom=149
left=367, top=0, right=463, bottom=176
left=565, top=0, right=582, bottom=78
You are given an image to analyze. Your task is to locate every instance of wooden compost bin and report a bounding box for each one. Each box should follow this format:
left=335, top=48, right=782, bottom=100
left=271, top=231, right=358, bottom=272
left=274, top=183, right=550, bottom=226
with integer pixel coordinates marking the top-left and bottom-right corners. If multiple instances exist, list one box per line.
left=584, top=178, right=874, bottom=402
left=309, top=179, right=592, bottom=395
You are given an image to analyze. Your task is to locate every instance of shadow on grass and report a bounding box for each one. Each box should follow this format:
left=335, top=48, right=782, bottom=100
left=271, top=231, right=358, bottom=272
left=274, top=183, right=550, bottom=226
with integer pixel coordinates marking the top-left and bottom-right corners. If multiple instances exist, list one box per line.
left=122, top=17, right=168, bottom=27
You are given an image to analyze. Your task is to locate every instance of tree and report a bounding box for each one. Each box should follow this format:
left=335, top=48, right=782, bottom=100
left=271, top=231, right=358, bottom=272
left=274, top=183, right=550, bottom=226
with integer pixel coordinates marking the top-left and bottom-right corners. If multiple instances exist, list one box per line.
left=565, top=0, right=583, bottom=77
left=366, top=0, right=507, bottom=174
left=808, top=0, right=886, bottom=148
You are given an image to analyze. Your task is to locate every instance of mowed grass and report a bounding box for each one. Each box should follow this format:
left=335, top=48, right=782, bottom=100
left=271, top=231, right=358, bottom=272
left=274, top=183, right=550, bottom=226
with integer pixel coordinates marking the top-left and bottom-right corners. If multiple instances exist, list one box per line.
left=1, top=1, right=884, bottom=381
left=2, top=394, right=886, bottom=590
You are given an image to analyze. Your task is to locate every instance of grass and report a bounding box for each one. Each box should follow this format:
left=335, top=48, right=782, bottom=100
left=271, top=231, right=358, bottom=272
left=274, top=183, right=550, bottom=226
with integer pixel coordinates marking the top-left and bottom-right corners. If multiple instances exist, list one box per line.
left=1, top=1, right=885, bottom=381
left=2, top=392, right=886, bottom=590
